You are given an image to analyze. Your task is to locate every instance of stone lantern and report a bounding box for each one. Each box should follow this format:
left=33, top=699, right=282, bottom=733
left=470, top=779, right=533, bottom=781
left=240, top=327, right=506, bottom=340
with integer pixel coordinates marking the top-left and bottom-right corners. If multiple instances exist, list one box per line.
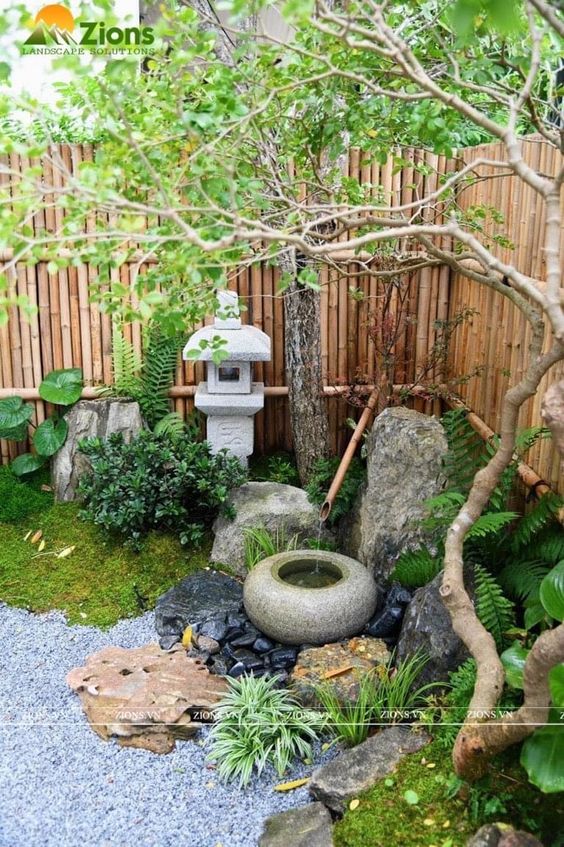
left=183, top=291, right=271, bottom=466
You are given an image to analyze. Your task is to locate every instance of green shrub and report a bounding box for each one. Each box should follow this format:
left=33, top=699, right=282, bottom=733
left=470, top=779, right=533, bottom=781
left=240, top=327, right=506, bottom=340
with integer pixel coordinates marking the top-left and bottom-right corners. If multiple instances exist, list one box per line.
left=306, top=456, right=366, bottom=524
left=0, top=465, right=51, bottom=523
left=207, top=675, right=321, bottom=786
left=78, top=430, right=246, bottom=549
left=259, top=455, right=300, bottom=486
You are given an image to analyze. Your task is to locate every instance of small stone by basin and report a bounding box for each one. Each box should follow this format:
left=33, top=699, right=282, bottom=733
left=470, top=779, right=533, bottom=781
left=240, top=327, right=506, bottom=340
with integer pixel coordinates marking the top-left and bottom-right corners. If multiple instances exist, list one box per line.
left=243, top=550, right=378, bottom=646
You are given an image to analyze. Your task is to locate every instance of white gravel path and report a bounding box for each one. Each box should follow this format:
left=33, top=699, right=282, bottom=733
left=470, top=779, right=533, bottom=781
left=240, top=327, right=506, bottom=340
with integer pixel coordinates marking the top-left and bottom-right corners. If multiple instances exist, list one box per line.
left=0, top=603, right=336, bottom=847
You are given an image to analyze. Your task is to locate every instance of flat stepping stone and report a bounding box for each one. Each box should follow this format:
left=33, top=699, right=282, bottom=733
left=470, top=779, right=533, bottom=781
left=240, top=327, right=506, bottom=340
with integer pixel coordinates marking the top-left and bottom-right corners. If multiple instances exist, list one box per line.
left=67, top=642, right=227, bottom=753
left=259, top=802, right=334, bottom=847
left=155, top=570, right=243, bottom=638
left=309, top=725, right=430, bottom=813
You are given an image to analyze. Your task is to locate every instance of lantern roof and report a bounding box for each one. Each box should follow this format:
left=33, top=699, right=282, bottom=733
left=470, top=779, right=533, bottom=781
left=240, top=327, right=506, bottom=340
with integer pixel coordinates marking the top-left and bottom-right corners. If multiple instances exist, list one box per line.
left=182, top=291, right=271, bottom=362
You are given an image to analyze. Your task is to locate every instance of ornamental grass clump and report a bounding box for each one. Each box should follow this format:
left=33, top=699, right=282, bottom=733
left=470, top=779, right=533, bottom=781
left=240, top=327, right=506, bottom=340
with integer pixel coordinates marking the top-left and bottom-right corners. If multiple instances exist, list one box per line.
left=243, top=526, right=300, bottom=571
left=207, top=674, right=322, bottom=787
left=316, top=651, right=437, bottom=747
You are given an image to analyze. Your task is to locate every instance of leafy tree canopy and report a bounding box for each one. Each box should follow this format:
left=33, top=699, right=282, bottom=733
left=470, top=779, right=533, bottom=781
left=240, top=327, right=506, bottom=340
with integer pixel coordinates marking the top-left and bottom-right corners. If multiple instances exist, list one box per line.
left=0, top=0, right=559, bottom=329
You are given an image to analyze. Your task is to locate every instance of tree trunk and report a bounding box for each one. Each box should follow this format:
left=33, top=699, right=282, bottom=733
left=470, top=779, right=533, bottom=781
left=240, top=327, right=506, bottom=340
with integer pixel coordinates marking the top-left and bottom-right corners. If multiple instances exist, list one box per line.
left=542, top=379, right=564, bottom=475
left=283, top=270, right=330, bottom=485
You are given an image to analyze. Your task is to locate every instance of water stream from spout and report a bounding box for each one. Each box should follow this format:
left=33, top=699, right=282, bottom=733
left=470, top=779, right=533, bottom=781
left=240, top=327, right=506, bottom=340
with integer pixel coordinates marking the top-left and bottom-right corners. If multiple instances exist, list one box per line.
left=314, top=518, right=324, bottom=573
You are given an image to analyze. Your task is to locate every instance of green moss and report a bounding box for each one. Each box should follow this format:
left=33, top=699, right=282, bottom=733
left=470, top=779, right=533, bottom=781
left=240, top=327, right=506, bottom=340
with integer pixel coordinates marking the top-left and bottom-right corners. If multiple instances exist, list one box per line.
left=333, top=740, right=561, bottom=847
left=0, top=465, right=52, bottom=523
left=0, top=500, right=213, bottom=628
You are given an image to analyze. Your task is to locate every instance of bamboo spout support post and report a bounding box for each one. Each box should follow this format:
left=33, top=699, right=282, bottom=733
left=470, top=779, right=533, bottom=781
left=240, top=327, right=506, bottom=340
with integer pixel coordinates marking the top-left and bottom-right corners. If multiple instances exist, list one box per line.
left=319, top=387, right=380, bottom=522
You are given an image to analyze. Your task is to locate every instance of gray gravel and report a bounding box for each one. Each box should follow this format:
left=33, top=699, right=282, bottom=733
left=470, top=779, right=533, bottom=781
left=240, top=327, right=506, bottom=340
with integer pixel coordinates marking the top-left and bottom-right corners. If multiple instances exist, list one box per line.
left=0, top=603, right=337, bottom=847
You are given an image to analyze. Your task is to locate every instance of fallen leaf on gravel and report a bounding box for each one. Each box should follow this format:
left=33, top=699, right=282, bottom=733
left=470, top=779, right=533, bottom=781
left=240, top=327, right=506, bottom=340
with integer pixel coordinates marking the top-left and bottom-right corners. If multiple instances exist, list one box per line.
left=182, top=625, right=193, bottom=648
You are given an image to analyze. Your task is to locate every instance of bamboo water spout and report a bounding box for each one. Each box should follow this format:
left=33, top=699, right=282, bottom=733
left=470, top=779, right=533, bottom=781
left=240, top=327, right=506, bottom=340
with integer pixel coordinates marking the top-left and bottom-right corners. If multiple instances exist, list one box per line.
left=319, top=387, right=380, bottom=522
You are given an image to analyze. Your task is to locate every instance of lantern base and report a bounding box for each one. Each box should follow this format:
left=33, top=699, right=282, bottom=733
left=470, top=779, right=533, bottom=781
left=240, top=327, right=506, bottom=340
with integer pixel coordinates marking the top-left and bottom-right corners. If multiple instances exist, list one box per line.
left=206, top=415, right=255, bottom=466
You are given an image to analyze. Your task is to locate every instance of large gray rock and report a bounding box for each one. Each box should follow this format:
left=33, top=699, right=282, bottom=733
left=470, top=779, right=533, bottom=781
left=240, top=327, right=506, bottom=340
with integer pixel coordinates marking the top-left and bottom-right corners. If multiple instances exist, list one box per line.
left=309, top=726, right=429, bottom=813
left=52, top=398, right=144, bottom=501
left=396, top=568, right=474, bottom=687
left=259, top=803, right=334, bottom=847
left=341, top=407, right=447, bottom=582
left=466, top=825, right=544, bottom=847
left=155, top=570, right=243, bottom=638
left=210, top=482, right=332, bottom=576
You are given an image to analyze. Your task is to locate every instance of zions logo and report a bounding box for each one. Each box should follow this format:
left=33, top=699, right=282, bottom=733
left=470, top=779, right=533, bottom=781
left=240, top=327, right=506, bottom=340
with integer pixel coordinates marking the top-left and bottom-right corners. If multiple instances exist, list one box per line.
left=23, top=4, right=155, bottom=55
left=25, top=4, right=77, bottom=45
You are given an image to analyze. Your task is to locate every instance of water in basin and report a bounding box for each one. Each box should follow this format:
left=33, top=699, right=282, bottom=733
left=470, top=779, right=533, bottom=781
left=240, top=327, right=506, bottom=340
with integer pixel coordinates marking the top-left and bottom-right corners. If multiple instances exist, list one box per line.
left=278, top=559, right=342, bottom=589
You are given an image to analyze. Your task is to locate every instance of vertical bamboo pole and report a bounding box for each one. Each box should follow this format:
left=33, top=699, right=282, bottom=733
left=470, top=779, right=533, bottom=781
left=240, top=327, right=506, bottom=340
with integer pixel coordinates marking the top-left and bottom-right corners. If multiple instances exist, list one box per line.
left=251, top=263, right=264, bottom=453
left=262, top=264, right=274, bottom=453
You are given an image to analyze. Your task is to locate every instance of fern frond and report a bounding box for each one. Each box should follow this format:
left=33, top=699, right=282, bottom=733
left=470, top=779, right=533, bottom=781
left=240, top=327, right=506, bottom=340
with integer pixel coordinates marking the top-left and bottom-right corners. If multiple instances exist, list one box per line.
left=446, top=658, right=477, bottom=706
left=498, top=559, right=550, bottom=603
left=441, top=409, right=489, bottom=493
left=422, top=490, right=466, bottom=534
left=436, top=659, right=477, bottom=750
left=390, top=547, right=442, bottom=588
left=533, top=526, right=564, bottom=564
left=511, top=492, right=564, bottom=551
left=467, top=511, right=518, bottom=539
left=153, top=412, right=186, bottom=438
left=474, top=564, right=515, bottom=648
left=137, top=326, right=181, bottom=428
left=487, top=463, right=518, bottom=512
left=514, top=425, right=551, bottom=455
left=111, top=324, right=142, bottom=397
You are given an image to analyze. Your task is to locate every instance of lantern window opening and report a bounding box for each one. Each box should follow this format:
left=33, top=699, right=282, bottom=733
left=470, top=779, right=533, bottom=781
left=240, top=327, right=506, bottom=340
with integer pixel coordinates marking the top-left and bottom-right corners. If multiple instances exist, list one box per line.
left=218, top=365, right=241, bottom=382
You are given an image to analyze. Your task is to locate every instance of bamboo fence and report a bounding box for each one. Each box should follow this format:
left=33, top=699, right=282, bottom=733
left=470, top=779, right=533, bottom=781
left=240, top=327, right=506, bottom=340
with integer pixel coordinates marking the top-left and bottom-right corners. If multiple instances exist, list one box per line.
left=0, top=141, right=562, bottom=492
left=448, top=138, right=564, bottom=492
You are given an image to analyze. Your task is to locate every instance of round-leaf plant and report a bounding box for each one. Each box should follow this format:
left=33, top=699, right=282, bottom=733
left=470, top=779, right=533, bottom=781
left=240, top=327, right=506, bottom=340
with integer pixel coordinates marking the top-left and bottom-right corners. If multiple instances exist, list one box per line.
left=33, top=418, right=69, bottom=458
left=501, top=561, right=564, bottom=794
left=0, top=396, right=34, bottom=440
left=0, top=368, right=83, bottom=475
left=38, top=368, right=83, bottom=406
left=539, top=561, right=564, bottom=622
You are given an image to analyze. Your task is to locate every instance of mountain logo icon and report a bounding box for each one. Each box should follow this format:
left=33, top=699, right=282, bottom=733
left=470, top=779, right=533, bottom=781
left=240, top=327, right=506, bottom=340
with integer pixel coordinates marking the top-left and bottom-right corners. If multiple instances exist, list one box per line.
left=24, top=4, right=76, bottom=45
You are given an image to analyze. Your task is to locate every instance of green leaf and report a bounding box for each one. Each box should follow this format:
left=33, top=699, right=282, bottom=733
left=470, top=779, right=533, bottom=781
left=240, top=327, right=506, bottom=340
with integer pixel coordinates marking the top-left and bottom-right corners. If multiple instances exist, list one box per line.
left=11, top=453, right=46, bottom=476
left=524, top=602, right=547, bottom=631
left=500, top=642, right=529, bottom=690
left=540, top=562, right=564, bottom=622
left=549, top=664, right=564, bottom=708
left=403, top=790, right=419, bottom=805
left=0, top=396, right=34, bottom=440
left=39, top=368, right=83, bottom=406
left=33, top=417, right=68, bottom=457
left=521, top=712, right=564, bottom=794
